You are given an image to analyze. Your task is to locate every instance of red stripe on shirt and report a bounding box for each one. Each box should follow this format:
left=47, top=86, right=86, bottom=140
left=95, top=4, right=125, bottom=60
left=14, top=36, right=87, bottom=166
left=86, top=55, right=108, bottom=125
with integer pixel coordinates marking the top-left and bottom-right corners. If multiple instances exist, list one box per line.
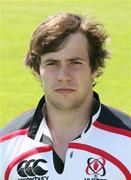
left=93, top=121, right=131, bottom=138
left=69, top=143, right=131, bottom=180
left=0, top=128, right=29, bottom=142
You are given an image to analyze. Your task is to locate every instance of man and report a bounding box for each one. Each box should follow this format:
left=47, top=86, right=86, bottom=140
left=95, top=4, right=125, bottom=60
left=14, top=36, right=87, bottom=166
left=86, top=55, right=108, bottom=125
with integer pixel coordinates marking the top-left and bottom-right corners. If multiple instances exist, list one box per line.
left=0, top=12, right=131, bottom=180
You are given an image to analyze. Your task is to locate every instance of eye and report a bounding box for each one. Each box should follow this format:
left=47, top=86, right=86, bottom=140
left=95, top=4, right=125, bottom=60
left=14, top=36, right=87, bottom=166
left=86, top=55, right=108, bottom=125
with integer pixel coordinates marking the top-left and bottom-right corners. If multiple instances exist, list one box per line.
left=47, top=62, right=56, bottom=66
left=71, top=60, right=82, bottom=64
left=46, top=60, right=58, bottom=66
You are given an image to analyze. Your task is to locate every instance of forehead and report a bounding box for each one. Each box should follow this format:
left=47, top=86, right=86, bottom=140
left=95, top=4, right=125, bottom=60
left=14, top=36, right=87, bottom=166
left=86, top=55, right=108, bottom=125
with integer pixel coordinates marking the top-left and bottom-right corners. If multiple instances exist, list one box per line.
left=41, top=32, right=89, bottom=61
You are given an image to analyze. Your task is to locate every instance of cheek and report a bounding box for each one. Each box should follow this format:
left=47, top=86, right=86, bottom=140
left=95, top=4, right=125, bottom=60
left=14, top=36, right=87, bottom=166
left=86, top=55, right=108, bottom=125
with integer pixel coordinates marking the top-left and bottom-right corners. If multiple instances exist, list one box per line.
left=80, top=77, right=92, bottom=88
left=40, top=67, right=56, bottom=78
left=77, top=75, right=93, bottom=91
left=75, top=69, right=92, bottom=82
left=40, top=71, right=55, bottom=89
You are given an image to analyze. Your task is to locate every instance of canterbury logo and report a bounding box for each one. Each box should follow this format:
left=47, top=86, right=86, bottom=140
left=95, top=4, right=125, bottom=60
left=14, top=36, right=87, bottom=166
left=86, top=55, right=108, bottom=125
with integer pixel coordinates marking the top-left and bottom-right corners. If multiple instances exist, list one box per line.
left=17, top=159, right=48, bottom=177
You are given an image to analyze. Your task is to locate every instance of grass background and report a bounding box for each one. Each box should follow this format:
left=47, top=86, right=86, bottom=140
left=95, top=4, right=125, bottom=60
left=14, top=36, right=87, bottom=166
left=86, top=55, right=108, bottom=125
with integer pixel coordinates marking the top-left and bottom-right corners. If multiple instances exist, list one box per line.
left=0, top=0, right=131, bottom=128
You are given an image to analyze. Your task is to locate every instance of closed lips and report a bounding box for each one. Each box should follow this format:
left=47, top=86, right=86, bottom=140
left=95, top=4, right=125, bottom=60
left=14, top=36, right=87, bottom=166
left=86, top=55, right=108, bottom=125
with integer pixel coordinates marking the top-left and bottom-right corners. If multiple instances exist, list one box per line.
left=54, top=88, right=76, bottom=93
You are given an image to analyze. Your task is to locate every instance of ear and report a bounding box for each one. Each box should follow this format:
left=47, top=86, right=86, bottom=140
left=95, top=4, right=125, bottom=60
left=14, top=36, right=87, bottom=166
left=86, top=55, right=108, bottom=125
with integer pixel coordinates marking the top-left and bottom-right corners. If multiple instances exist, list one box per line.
left=34, top=70, right=41, bottom=80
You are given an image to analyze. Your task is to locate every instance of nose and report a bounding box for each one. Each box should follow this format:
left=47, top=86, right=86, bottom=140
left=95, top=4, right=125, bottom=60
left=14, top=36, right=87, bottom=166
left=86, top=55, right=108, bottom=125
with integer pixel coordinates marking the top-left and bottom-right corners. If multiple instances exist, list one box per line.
left=57, top=65, right=71, bottom=82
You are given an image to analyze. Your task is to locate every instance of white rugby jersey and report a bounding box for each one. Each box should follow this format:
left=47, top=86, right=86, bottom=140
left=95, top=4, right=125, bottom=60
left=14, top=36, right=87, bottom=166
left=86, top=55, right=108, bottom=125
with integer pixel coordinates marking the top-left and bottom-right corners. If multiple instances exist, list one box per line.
left=0, top=92, right=131, bottom=180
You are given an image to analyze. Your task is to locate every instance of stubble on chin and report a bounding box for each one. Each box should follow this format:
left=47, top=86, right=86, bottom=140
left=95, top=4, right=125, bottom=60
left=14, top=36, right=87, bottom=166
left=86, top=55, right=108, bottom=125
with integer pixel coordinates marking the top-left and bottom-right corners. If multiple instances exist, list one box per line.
left=45, top=92, right=90, bottom=112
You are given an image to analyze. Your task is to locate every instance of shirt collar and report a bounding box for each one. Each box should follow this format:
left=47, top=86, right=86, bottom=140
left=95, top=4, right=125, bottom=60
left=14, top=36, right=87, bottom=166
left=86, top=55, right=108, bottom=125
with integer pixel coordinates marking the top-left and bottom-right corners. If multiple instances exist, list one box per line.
left=28, top=91, right=101, bottom=143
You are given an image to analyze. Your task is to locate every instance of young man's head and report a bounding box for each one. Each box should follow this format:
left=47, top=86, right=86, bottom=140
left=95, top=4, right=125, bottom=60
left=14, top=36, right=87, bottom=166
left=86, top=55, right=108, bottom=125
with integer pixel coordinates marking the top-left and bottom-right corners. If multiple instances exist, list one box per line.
left=25, top=12, right=110, bottom=111
left=25, top=12, right=110, bottom=77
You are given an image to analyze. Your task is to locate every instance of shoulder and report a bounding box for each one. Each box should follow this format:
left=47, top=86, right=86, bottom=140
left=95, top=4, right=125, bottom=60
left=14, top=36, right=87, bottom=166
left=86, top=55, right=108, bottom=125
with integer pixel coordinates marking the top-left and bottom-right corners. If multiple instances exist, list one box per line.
left=106, top=105, right=131, bottom=129
left=0, top=109, right=35, bottom=137
left=94, top=104, right=131, bottom=138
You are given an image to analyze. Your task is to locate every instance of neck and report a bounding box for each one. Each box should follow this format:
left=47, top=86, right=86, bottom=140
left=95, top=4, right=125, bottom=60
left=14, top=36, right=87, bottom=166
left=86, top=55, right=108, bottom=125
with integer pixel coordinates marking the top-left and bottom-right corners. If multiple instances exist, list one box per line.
left=44, top=91, right=94, bottom=141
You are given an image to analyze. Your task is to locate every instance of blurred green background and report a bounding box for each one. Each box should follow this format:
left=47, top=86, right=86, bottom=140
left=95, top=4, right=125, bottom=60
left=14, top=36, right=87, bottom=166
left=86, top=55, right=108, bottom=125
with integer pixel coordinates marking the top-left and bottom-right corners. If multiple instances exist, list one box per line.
left=0, top=0, right=131, bottom=128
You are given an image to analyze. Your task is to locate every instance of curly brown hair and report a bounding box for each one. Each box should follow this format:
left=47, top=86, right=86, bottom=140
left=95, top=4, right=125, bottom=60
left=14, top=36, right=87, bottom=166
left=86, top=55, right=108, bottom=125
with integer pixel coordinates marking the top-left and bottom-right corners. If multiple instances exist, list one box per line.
left=25, top=12, right=110, bottom=77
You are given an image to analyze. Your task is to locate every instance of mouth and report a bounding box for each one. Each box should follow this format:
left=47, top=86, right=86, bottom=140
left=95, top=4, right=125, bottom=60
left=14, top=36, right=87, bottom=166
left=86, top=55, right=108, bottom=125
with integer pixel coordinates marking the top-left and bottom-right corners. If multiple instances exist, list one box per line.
left=54, top=88, right=76, bottom=94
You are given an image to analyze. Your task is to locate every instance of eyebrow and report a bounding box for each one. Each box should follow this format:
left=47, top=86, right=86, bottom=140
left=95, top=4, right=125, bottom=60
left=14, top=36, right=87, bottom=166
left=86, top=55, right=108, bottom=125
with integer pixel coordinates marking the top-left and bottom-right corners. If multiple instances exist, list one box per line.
left=68, top=57, right=85, bottom=61
left=42, top=57, right=86, bottom=64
